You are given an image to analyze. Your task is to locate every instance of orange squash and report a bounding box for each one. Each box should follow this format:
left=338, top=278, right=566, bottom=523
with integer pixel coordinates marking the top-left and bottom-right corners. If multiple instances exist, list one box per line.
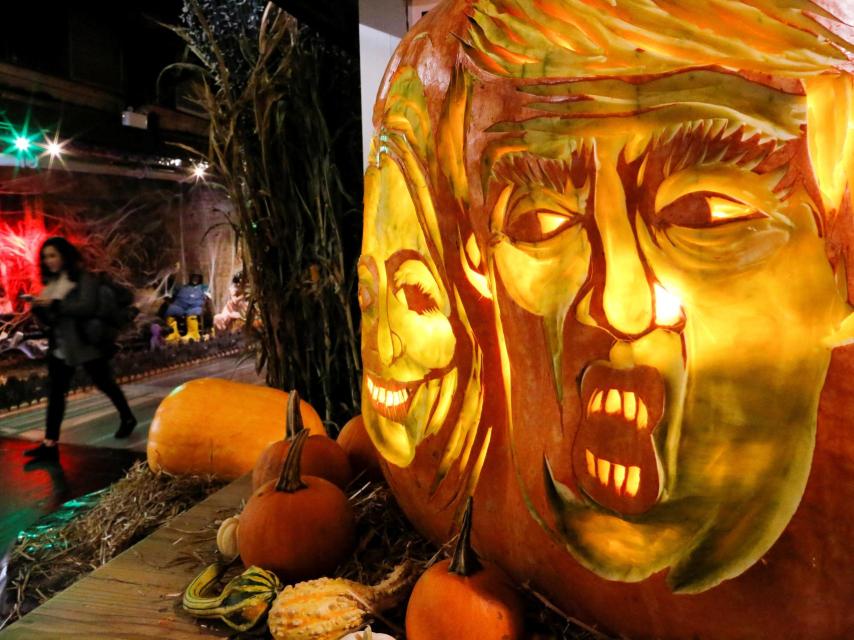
left=147, top=378, right=325, bottom=480
left=238, top=402, right=356, bottom=581
left=405, top=498, right=523, bottom=640
left=337, top=415, right=382, bottom=481
left=252, top=394, right=352, bottom=491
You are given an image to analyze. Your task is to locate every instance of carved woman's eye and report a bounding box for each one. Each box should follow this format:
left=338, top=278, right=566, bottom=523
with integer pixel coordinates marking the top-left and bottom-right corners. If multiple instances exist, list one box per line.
left=657, top=192, right=766, bottom=228
left=399, top=282, right=440, bottom=315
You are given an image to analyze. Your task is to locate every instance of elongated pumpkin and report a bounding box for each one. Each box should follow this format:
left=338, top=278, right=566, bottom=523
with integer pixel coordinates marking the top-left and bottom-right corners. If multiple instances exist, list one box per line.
left=147, top=378, right=325, bottom=479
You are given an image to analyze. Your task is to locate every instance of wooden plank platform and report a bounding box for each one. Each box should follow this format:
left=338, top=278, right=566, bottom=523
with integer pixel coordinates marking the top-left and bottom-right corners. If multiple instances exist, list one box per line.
left=0, top=475, right=253, bottom=639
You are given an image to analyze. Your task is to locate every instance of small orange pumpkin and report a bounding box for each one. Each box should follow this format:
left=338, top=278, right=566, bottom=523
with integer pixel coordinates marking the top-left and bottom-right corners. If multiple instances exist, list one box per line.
left=337, top=415, right=382, bottom=481
left=405, top=497, right=524, bottom=640
left=252, top=396, right=353, bottom=491
left=238, top=394, right=356, bottom=582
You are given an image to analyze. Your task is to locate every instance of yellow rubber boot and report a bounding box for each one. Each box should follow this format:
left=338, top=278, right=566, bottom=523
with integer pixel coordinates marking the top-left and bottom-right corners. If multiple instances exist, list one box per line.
left=183, top=315, right=201, bottom=342
left=165, top=316, right=181, bottom=343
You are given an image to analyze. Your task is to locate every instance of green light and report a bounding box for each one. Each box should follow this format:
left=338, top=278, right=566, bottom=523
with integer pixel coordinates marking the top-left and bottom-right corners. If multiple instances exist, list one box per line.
left=0, top=112, right=42, bottom=166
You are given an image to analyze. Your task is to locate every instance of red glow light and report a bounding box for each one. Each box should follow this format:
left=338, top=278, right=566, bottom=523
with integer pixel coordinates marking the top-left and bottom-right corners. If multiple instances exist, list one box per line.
left=0, top=204, right=83, bottom=310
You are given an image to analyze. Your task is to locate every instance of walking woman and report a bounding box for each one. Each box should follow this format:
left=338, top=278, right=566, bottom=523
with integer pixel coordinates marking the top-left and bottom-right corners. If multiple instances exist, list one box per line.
left=24, top=237, right=137, bottom=461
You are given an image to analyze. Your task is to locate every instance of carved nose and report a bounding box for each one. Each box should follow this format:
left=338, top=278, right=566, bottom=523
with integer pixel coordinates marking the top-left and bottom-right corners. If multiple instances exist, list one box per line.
left=593, top=162, right=655, bottom=337
left=378, top=317, right=405, bottom=366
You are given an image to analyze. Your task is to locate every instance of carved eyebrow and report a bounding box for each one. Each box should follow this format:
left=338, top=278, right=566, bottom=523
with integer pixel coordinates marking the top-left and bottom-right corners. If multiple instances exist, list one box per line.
left=491, top=148, right=594, bottom=190
left=643, top=118, right=783, bottom=175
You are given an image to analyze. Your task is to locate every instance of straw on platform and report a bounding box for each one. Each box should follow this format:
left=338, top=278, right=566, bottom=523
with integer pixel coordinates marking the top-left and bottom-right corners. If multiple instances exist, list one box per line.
left=1, top=461, right=224, bottom=628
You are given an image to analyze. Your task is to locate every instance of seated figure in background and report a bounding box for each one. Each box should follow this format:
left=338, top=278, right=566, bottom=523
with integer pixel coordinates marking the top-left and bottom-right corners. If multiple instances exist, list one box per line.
left=164, top=273, right=211, bottom=343
left=213, top=271, right=248, bottom=333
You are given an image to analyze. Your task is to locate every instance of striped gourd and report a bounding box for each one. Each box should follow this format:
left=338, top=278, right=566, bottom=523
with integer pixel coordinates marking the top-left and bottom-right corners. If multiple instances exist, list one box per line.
left=268, top=562, right=413, bottom=640
left=183, top=562, right=281, bottom=631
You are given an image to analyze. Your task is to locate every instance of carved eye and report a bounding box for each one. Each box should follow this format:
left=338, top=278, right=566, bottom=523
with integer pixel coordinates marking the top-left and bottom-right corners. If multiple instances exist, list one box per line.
left=657, top=192, right=766, bottom=228
left=505, top=209, right=579, bottom=243
left=399, top=282, right=440, bottom=315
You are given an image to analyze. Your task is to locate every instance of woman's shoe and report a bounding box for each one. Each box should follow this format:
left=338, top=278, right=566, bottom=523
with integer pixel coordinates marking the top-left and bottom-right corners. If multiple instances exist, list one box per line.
left=114, top=416, right=138, bottom=439
left=23, top=442, right=59, bottom=461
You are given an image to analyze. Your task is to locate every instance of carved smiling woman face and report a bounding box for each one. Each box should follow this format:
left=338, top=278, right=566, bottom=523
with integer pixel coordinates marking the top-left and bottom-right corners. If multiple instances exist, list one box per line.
left=359, top=65, right=486, bottom=475
left=360, top=149, right=458, bottom=466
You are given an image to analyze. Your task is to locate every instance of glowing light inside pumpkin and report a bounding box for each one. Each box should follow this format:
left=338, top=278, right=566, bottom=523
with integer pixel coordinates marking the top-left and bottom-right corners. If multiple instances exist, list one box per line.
left=708, top=197, right=754, bottom=221
left=653, top=283, right=683, bottom=326
left=538, top=212, right=569, bottom=235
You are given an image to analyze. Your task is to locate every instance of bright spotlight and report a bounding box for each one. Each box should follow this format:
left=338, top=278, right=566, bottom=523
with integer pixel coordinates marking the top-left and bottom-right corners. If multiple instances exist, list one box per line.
left=14, top=137, right=30, bottom=152
left=46, top=141, right=62, bottom=157
left=192, top=162, right=208, bottom=180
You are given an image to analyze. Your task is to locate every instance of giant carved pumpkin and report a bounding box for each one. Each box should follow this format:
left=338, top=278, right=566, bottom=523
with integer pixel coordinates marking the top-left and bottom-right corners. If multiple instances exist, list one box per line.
left=359, top=1, right=854, bottom=638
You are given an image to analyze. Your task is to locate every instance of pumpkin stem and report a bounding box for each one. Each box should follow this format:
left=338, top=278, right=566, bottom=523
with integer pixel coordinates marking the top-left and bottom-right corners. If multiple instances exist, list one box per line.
left=449, top=496, right=481, bottom=576
left=276, top=429, right=309, bottom=492
left=285, top=389, right=305, bottom=440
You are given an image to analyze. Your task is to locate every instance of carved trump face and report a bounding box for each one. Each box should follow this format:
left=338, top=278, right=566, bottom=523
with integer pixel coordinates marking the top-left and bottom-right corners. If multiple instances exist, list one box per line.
left=463, top=0, right=854, bottom=592
left=361, top=0, right=854, bottom=596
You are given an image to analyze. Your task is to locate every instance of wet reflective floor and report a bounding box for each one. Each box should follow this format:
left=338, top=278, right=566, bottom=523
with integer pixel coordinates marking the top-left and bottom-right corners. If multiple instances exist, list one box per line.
left=0, top=439, right=142, bottom=551
left=0, top=355, right=262, bottom=550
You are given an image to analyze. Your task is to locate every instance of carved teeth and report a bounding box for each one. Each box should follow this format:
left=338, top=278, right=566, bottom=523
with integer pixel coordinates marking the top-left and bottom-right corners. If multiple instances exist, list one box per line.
left=597, top=458, right=611, bottom=486
left=585, top=449, right=641, bottom=498
left=613, top=463, right=626, bottom=495
left=637, top=400, right=648, bottom=430
left=588, top=390, right=604, bottom=415
left=604, top=389, right=621, bottom=415
left=626, top=466, right=641, bottom=497
left=586, top=387, right=650, bottom=430
left=623, top=391, right=637, bottom=421
left=366, top=376, right=410, bottom=408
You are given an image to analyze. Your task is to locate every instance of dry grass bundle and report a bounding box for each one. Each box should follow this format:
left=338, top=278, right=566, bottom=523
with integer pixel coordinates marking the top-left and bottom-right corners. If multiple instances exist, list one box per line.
left=160, top=2, right=362, bottom=425
left=1, top=461, right=224, bottom=628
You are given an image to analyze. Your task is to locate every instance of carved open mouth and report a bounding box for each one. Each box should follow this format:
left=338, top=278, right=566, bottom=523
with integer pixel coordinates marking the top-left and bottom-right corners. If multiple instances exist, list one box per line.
left=365, top=374, right=419, bottom=422
left=572, top=364, right=665, bottom=515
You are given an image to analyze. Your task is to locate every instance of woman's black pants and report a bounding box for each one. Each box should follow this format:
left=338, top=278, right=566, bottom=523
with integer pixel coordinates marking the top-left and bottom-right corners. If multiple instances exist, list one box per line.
left=45, top=356, right=134, bottom=441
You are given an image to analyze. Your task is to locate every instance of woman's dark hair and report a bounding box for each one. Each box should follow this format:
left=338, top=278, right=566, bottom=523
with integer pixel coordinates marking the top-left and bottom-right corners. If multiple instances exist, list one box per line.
left=39, top=237, right=84, bottom=283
